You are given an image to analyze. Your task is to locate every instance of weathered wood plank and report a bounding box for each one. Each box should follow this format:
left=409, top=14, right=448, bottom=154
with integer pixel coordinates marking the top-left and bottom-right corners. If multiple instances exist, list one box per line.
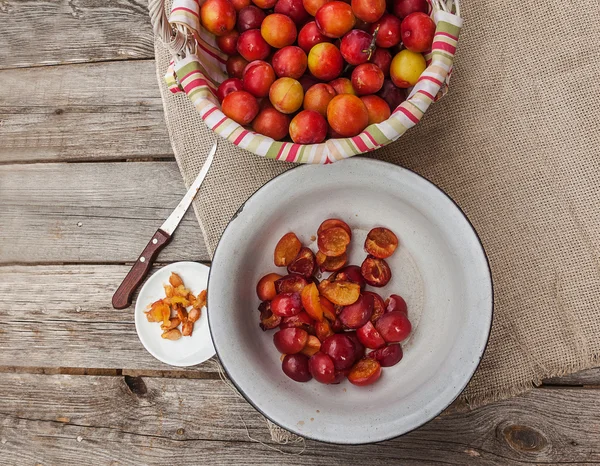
left=0, top=163, right=210, bottom=263
left=0, top=60, right=174, bottom=163
left=0, top=0, right=154, bottom=70
left=1, top=374, right=600, bottom=464
left=0, top=265, right=217, bottom=373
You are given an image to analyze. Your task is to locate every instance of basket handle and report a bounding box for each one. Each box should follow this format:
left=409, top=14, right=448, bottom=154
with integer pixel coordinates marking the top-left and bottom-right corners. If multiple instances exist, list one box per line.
left=148, top=0, right=189, bottom=56
left=432, top=0, right=460, bottom=17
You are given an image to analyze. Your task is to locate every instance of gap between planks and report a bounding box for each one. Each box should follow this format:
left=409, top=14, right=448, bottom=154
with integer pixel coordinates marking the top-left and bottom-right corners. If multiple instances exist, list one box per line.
left=0, top=56, right=157, bottom=73
left=0, top=365, right=220, bottom=379
left=0, top=157, right=177, bottom=167
left=0, top=364, right=597, bottom=389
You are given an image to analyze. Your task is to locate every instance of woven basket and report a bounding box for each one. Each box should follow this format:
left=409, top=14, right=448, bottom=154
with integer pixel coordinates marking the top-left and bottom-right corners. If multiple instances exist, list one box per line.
left=149, top=0, right=463, bottom=163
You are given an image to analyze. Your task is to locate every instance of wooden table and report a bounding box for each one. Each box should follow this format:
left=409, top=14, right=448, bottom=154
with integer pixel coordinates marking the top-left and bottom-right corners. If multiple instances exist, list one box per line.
left=1, top=2, right=599, bottom=464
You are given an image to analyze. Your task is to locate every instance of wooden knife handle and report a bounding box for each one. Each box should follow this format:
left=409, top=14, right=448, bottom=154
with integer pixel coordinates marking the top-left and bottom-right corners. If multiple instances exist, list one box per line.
left=112, top=229, right=172, bottom=309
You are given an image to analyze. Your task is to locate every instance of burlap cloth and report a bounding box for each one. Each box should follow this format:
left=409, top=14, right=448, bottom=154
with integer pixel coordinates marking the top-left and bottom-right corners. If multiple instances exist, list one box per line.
left=154, top=0, right=600, bottom=409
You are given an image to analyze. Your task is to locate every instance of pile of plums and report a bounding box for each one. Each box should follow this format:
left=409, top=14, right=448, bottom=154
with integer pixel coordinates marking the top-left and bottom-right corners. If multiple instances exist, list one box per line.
left=256, top=219, right=413, bottom=386
left=201, top=0, right=437, bottom=143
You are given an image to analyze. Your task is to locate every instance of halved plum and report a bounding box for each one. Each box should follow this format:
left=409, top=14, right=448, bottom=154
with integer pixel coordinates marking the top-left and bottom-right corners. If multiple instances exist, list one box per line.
left=364, top=227, right=398, bottom=258
left=374, top=310, right=411, bottom=342
left=321, top=333, right=356, bottom=370
left=332, top=370, right=349, bottom=384
left=364, top=291, right=385, bottom=322
left=318, top=279, right=361, bottom=305
left=319, top=296, right=337, bottom=321
left=361, top=256, right=392, bottom=287
left=315, top=319, right=335, bottom=342
left=273, top=327, right=309, bottom=354
left=256, top=272, right=283, bottom=301
left=348, top=358, right=382, bottom=386
left=333, top=265, right=366, bottom=290
left=274, top=232, right=302, bottom=266
left=287, top=246, right=316, bottom=278
left=300, top=282, right=323, bottom=322
left=271, top=292, right=302, bottom=317
left=317, top=218, right=352, bottom=238
left=259, top=301, right=282, bottom=330
left=331, top=316, right=344, bottom=333
left=346, top=331, right=366, bottom=361
left=275, top=274, right=308, bottom=294
left=280, top=311, right=315, bottom=334
left=282, top=353, right=312, bottom=382
left=338, top=293, right=374, bottom=329
left=300, top=335, right=322, bottom=356
left=317, top=226, right=351, bottom=257
left=385, top=294, right=407, bottom=315
left=316, top=250, right=348, bottom=272
left=367, top=343, right=403, bottom=367
left=356, top=320, right=386, bottom=349
left=308, top=351, right=337, bottom=384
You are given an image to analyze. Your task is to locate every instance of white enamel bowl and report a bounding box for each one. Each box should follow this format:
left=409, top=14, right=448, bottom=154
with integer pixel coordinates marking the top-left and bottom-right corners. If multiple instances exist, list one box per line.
left=208, top=158, right=492, bottom=444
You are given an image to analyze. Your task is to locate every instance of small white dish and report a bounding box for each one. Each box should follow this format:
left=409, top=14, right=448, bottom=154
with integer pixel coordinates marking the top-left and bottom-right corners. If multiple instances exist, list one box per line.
left=135, top=261, right=215, bottom=367
left=208, top=157, right=493, bottom=444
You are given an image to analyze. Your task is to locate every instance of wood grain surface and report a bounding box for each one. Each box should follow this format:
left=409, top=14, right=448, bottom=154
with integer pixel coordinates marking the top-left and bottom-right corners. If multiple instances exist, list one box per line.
left=0, top=60, right=173, bottom=163
left=0, top=163, right=209, bottom=263
left=0, top=0, right=155, bottom=69
left=1, top=374, right=599, bottom=465
left=0, top=0, right=598, bottom=462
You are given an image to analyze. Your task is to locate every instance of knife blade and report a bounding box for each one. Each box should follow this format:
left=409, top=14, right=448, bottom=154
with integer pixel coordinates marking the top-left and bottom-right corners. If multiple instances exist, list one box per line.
left=112, top=141, right=217, bottom=309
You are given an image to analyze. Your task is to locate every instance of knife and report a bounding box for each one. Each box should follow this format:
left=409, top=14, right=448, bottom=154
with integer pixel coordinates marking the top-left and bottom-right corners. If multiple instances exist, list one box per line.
left=112, top=142, right=217, bottom=309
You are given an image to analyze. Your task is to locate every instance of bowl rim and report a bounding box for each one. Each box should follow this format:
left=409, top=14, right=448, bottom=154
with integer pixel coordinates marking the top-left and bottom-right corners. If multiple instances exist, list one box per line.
left=206, top=157, right=494, bottom=444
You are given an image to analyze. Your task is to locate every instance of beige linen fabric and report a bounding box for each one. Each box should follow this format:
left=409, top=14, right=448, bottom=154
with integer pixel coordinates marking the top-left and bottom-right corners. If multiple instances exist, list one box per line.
left=155, top=0, right=600, bottom=407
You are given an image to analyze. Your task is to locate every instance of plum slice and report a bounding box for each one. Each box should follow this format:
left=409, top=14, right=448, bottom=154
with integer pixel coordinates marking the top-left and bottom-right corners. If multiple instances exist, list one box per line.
left=321, top=334, right=356, bottom=370
left=274, top=232, right=302, bottom=266
left=385, top=294, right=407, bottom=315
left=273, top=327, right=309, bottom=354
left=368, top=343, right=403, bottom=367
left=361, top=256, right=391, bottom=287
left=301, top=282, right=323, bottom=322
left=282, top=353, right=312, bottom=382
left=287, top=247, right=316, bottom=278
left=256, top=273, right=283, bottom=301
left=271, top=292, right=302, bottom=317
left=308, top=351, right=337, bottom=384
left=318, top=279, right=361, bottom=306
left=316, top=250, right=348, bottom=272
left=363, top=291, right=385, bottom=323
left=275, top=274, right=308, bottom=294
left=365, top=227, right=398, bottom=258
left=259, top=301, right=282, bottom=330
left=348, top=358, right=382, bottom=386
left=317, top=226, right=351, bottom=257
left=317, top=218, right=352, bottom=237
left=375, top=310, right=411, bottom=343
left=333, top=265, right=366, bottom=290
left=338, top=293, right=374, bottom=329
left=356, top=321, right=386, bottom=349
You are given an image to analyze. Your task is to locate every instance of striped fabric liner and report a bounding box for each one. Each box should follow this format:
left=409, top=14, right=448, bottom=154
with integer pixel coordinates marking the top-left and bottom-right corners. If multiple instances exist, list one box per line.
left=169, top=0, right=201, bottom=35
left=167, top=4, right=462, bottom=164
left=165, top=60, right=183, bottom=94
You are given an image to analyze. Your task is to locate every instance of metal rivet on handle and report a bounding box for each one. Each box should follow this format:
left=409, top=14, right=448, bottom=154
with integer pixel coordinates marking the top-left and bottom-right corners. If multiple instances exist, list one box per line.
left=152, top=238, right=158, bottom=244
left=140, top=257, right=146, bottom=263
